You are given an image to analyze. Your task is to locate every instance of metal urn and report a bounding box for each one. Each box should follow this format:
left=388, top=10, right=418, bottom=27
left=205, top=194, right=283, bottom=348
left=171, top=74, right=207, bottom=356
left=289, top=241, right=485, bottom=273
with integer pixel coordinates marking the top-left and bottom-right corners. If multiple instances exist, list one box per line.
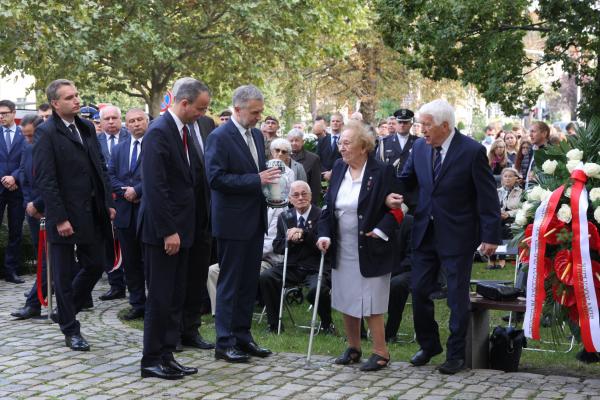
left=262, top=159, right=291, bottom=208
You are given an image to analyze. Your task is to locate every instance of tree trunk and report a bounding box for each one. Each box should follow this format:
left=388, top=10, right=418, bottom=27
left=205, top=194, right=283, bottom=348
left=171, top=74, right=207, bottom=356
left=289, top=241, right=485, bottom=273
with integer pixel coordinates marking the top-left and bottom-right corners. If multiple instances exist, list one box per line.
left=148, top=88, right=165, bottom=118
left=356, top=42, right=381, bottom=125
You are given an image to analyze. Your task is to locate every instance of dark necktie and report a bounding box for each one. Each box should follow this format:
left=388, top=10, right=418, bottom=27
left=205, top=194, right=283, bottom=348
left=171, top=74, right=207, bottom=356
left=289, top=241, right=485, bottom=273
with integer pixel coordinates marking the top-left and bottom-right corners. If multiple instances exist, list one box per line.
left=4, top=128, right=11, bottom=151
left=298, top=215, right=305, bottom=229
left=188, top=123, right=204, bottom=164
left=432, top=146, right=443, bottom=182
left=130, top=140, right=139, bottom=171
left=109, top=135, right=116, bottom=154
left=182, top=125, right=189, bottom=164
left=68, top=124, right=82, bottom=144
left=331, top=135, right=339, bottom=151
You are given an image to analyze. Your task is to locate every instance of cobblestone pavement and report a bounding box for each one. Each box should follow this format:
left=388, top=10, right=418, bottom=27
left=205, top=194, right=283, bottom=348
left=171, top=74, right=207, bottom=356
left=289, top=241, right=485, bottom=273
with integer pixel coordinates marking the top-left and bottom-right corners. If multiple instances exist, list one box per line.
left=1, top=276, right=600, bottom=400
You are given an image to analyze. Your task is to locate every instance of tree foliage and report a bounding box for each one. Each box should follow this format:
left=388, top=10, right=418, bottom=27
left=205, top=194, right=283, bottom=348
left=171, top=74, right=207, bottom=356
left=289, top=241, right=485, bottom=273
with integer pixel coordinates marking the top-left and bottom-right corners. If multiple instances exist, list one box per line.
left=376, top=0, right=600, bottom=121
left=0, top=0, right=362, bottom=116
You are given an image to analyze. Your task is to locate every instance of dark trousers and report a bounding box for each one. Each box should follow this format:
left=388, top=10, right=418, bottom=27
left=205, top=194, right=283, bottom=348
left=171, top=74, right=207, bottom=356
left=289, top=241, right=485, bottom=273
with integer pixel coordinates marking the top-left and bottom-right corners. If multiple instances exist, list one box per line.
left=259, top=264, right=332, bottom=327
left=385, top=270, right=411, bottom=340
left=0, top=190, right=24, bottom=275
left=411, top=222, right=473, bottom=360
left=215, top=236, right=263, bottom=350
left=181, top=233, right=212, bottom=340
left=25, top=215, right=46, bottom=309
left=104, top=233, right=125, bottom=290
left=117, top=225, right=145, bottom=311
left=52, top=230, right=105, bottom=336
left=142, top=244, right=189, bottom=368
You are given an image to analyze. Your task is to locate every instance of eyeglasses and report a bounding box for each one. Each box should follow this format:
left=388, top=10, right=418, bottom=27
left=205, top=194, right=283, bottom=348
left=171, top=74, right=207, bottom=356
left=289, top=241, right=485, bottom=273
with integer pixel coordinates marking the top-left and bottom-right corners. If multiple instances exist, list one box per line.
left=0, top=111, right=14, bottom=117
left=337, top=140, right=353, bottom=148
left=273, top=148, right=288, bottom=154
left=290, top=191, right=310, bottom=198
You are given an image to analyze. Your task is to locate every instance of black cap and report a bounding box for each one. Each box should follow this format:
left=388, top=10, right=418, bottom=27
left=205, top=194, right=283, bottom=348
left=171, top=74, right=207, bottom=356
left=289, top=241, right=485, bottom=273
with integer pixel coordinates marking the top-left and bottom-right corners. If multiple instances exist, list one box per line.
left=80, top=105, right=98, bottom=119
left=393, top=109, right=414, bottom=122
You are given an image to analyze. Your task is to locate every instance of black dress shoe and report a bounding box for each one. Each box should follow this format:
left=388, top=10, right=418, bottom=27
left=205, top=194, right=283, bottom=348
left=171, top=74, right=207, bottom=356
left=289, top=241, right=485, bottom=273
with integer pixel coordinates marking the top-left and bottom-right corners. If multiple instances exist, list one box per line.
left=181, top=335, right=215, bottom=350
left=141, top=364, right=184, bottom=380
left=215, top=347, right=250, bottom=363
left=237, top=341, right=272, bottom=358
left=81, top=298, right=94, bottom=310
left=65, top=334, right=90, bottom=351
left=438, top=358, right=465, bottom=375
left=50, top=310, right=59, bottom=324
left=175, top=342, right=183, bottom=352
left=410, top=348, right=443, bottom=366
left=429, top=288, right=448, bottom=300
left=320, top=323, right=337, bottom=336
left=360, top=353, right=390, bottom=371
left=5, top=273, right=24, bottom=284
left=266, top=323, right=283, bottom=333
left=165, top=359, right=198, bottom=375
left=122, top=308, right=145, bottom=321
left=335, top=347, right=362, bottom=365
left=99, top=287, right=126, bottom=301
left=11, top=306, right=41, bottom=320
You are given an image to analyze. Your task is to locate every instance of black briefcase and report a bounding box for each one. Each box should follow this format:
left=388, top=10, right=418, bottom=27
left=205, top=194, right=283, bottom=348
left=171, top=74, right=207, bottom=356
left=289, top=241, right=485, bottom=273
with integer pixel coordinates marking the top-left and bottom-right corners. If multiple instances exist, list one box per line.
left=476, top=281, right=523, bottom=301
left=489, top=326, right=526, bottom=372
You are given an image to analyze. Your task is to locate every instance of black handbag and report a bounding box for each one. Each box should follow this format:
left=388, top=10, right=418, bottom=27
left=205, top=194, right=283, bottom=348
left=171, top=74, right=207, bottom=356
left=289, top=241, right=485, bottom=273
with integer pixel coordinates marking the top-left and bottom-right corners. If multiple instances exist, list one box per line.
left=489, top=326, right=526, bottom=372
left=476, top=281, right=523, bottom=301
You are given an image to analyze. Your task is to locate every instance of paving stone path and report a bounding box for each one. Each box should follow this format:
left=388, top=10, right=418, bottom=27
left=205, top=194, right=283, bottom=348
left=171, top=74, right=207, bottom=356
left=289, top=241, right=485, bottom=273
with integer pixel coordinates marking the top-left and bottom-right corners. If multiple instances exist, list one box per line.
left=1, top=276, right=600, bottom=399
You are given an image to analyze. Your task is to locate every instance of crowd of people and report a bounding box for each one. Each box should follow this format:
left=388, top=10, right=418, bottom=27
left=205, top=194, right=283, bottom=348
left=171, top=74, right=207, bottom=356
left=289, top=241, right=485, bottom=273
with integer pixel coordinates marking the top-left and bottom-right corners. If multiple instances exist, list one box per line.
left=7, top=75, right=574, bottom=380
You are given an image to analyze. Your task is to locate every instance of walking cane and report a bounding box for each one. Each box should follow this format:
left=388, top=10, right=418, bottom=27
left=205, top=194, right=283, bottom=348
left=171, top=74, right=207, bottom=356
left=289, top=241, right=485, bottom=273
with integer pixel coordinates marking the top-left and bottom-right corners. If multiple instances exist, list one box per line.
left=306, top=251, right=325, bottom=364
left=277, top=214, right=291, bottom=335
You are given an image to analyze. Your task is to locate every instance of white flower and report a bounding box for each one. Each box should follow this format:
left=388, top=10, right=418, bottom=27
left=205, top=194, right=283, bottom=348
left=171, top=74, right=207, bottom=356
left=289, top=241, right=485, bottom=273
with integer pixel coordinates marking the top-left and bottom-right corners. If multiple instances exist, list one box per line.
left=542, top=160, right=558, bottom=175
left=565, top=187, right=572, bottom=198
left=567, top=160, right=580, bottom=173
left=566, top=148, right=584, bottom=161
left=590, top=188, right=600, bottom=202
left=595, top=207, right=600, bottom=224
left=521, top=202, right=533, bottom=212
left=540, top=189, right=553, bottom=202
left=528, top=186, right=545, bottom=201
left=583, top=163, right=600, bottom=179
left=557, top=204, right=572, bottom=223
left=515, top=209, right=528, bottom=226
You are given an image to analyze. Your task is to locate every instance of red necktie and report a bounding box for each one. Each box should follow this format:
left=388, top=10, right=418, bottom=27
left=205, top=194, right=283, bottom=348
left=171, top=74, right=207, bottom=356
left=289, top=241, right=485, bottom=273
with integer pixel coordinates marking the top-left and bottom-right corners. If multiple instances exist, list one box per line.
left=182, top=125, right=189, bottom=163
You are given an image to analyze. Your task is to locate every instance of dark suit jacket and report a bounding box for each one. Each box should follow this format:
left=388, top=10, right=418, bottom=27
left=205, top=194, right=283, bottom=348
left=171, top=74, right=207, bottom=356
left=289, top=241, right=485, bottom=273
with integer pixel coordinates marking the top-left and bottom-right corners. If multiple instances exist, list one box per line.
left=318, top=156, right=398, bottom=277
left=0, top=125, right=25, bottom=195
left=33, top=113, right=113, bottom=244
left=316, top=133, right=341, bottom=171
left=378, top=133, right=419, bottom=211
left=108, top=136, right=142, bottom=229
left=137, top=111, right=197, bottom=248
left=190, top=115, right=215, bottom=235
left=291, top=149, right=322, bottom=203
left=398, top=130, right=501, bottom=256
left=272, top=206, right=325, bottom=272
left=393, top=214, right=413, bottom=275
left=18, top=143, right=44, bottom=212
left=97, top=128, right=130, bottom=166
left=205, top=119, right=268, bottom=240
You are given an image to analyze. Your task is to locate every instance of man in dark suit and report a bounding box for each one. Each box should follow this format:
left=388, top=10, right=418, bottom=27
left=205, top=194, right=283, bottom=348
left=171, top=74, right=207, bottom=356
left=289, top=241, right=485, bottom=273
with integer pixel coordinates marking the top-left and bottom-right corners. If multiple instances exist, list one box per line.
left=11, top=115, right=45, bottom=319
left=96, top=105, right=129, bottom=301
left=33, top=79, right=116, bottom=351
left=0, top=99, right=26, bottom=284
left=259, top=181, right=333, bottom=333
left=179, top=111, right=216, bottom=350
left=205, top=84, right=281, bottom=363
left=316, top=112, right=343, bottom=181
left=393, top=99, right=501, bottom=374
left=289, top=129, right=322, bottom=204
left=107, top=108, right=147, bottom=321
left=138, top=77, right=210, bottom=380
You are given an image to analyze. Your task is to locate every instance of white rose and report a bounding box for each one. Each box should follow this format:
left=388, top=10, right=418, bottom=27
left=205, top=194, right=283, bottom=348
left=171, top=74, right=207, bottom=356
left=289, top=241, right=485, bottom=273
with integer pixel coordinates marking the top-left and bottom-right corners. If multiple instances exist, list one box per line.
left=521, top=202, right=533, bottom=212
left=540, top=189, right=553, bottom=202
left=557, top=204, right=572, bottom=223
left=590, top=188, right=600, bottom=202
left=583, top=163, right=600, bottom=179
left=528, top=186, right=545, bottom=201
left=567, top=160, right=580, bottom=173
left=595, top=207, right=600, bottom=224
left=565, top=187, right=572, bottom=198
left=566, top=149, right=584, bottom=161
left=542, top=159, right=558, bottom=175
left=515, top=209, right=528, bottom=226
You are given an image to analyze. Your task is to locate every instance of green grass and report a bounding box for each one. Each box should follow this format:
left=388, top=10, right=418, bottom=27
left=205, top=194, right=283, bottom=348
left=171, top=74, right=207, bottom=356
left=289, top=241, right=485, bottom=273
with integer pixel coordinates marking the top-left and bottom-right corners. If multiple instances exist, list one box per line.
left=121, top=262, right=600, bottom=377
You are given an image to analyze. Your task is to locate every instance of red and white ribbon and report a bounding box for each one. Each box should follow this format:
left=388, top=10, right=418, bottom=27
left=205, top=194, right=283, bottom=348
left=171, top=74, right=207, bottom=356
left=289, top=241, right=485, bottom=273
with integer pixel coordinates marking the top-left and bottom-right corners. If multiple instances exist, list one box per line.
left=524, top=185, right=564, bottom=340
left=570, top=167, right=600, bottom=352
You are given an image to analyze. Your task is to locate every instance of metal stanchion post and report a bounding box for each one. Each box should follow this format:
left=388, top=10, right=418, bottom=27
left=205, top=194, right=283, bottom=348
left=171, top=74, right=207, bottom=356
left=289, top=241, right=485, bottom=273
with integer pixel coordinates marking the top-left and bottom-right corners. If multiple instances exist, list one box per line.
left=42, top=218, right=53, bottom=321
left=306, top=251, right=325, bottom=365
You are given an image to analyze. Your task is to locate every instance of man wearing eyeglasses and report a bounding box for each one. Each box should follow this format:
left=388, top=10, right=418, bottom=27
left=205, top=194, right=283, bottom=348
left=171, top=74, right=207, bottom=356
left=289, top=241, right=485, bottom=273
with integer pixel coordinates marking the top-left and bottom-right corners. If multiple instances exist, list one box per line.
left=258, top=180, right=333, bottom=334
left=0, top=100, right=26, bottom=284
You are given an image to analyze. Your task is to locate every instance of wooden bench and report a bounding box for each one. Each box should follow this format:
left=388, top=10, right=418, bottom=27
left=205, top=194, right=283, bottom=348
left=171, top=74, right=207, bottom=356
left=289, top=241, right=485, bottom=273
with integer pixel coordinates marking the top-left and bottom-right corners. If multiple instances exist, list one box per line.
left=466, top=293, right=526, bottom=369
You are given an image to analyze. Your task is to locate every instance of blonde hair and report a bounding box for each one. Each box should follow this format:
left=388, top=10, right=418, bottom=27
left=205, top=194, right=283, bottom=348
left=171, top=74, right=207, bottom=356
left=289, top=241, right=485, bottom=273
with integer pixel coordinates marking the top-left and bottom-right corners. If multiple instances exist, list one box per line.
left=343, top=120, right=375, bottom=153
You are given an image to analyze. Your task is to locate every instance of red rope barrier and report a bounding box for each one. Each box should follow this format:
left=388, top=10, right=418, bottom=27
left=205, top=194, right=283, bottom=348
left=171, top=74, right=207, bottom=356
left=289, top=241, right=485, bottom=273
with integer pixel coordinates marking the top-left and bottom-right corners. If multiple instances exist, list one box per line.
left=36, top=223, right=48, bottom=307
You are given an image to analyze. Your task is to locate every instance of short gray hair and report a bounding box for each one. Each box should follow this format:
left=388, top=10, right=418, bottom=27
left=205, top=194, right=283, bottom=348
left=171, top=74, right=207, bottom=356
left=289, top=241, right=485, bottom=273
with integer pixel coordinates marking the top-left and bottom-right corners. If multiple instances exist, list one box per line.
left=232, top=85, right=264, bottom=108
left=173, top=77, right=210, bottom=103
left=270, top=138, right=291, bottom=152
left=125, top=107, right=149, bottom=121
left=46, top=79, right=74, bottom=104
left=99, top=105, right=122, bottom=120
left=287, top=128, right=304, bottom=140
left=290, top=180, right=311, bottom=194
left=418, top=99, right=455, bottom=132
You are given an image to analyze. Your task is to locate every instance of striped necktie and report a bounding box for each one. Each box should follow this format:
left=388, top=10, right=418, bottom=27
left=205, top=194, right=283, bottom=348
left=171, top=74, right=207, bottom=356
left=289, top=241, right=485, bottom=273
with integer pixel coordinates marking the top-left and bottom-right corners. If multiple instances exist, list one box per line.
left=432, top=146, right=443, bottom=182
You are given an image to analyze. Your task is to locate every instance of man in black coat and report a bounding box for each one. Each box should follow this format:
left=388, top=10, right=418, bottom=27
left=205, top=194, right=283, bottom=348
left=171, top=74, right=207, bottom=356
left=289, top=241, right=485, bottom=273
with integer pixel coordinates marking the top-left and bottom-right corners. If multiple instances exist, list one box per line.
left=137, top=77, right=210, bottom=380
left=259, top=181, right=333, bottom=333
left=33, top=79, right=115, bottom=351
left=289, top=129, right=322, bottom=204
left=316, top=112, right=343, bottom=180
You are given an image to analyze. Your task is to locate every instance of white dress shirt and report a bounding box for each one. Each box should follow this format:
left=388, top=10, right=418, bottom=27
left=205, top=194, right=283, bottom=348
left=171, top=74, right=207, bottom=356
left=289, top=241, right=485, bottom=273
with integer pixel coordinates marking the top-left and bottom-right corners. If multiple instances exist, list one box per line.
left=167, top=109, right=189, bottom=163
left=438, top=129, right=455, bottom=163
left=61, top=119, right=83, bottom=142
left=2, top=124, right=17, bottom=146
left=397, top=133, right=408, bottom=150
left=296, top=206, right=312, bottom=227
left=129, top=136, right=143, bottom=168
